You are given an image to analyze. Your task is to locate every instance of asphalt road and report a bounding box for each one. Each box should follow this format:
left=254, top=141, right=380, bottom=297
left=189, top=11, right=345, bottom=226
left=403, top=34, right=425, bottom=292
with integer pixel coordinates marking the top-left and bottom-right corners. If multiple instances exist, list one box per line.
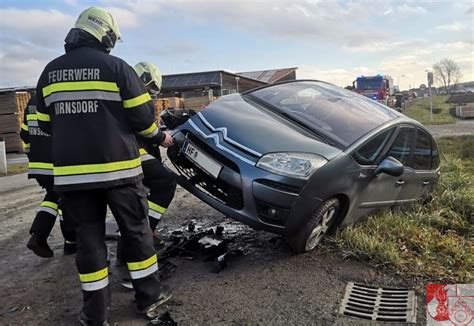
left=5, top=117, right=469, bottom=324
left=0, top=170, right=423, bottom=325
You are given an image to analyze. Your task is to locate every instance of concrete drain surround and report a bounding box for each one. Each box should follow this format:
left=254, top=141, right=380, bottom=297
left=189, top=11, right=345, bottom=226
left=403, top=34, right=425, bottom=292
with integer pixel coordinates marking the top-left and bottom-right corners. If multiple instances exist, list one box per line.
left=340, top=282, right=417, bottom=323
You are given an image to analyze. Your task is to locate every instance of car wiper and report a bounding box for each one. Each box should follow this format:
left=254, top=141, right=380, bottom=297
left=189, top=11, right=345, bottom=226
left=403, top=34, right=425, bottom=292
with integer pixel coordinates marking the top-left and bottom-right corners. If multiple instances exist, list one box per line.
left=244, top=94, right=338, bottom=147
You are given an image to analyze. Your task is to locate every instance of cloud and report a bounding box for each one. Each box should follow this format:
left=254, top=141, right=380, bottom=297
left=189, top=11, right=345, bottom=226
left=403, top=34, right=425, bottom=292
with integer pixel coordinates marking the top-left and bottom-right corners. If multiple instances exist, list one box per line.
left=343, top=40, right=423, bottom=53
left=0, top=8, right=76, bottom=87
left=396, top=4, right=426, bottom=15
left=104, top=0, right=389, bottom=47
left=102, top=6, right=139, bottom=28
left=436, top=22, right=466, bottom=32
left=0, top=8, right=74, bottom=30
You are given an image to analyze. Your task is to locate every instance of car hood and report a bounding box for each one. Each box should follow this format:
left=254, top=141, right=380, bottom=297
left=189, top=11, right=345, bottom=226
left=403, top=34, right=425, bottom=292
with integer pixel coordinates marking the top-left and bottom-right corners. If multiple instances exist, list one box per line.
left=189, top=94, right=342, bottom=160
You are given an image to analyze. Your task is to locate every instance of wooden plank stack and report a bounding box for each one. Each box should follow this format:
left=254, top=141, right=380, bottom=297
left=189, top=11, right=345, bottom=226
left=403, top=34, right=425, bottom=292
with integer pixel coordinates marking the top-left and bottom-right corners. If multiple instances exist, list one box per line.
left=0, top=92, right=31, bottom=153
left=455, top=104, right=474, bottom=119
left=154, top=97, right=184, bottom=121
left=183, top=96, right=217, bottom=112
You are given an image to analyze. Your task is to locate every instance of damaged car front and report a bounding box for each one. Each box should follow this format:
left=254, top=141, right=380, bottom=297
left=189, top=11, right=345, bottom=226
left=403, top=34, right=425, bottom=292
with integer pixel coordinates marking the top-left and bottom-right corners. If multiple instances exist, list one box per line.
left=166, top=80, right=438, bottom=253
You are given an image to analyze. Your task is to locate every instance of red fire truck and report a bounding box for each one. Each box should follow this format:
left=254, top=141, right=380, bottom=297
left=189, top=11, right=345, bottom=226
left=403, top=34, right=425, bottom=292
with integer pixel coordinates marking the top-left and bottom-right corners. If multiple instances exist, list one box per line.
left=353, top=75, right=394, bottom=106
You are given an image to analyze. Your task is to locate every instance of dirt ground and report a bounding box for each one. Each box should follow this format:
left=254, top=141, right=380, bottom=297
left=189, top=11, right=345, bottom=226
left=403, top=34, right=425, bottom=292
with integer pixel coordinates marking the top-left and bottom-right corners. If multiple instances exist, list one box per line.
left=0, top=163, right=424, bottom=325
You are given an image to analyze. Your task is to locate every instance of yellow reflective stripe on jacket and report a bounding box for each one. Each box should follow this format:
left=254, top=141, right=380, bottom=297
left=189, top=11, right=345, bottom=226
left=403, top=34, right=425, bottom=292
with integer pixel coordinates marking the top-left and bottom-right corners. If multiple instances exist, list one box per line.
left=149, top=201, right=166, bottom=214
left=79, top=267, right=108, bottom=283
left=42, top=81, right=120, bottom=97
left=28, top=162, right=54, bottom=170
left=21, top=123, right=28, bottom=131
left=41, top=201, right=59, bottom=210
left=54, top=157, right=141, bottom=176
left=37, top=112, right=51, bottom=122
left=127, top=254, right=157, bottom=271
left=139, top=148, right=148, bottom=155
left=26, top=114, right=37, bottom=121
left=138, top=123, right=158, bottom=137
left=24, top=143, right=30, bottom=149
left=123, top=93, right=152, bottom=109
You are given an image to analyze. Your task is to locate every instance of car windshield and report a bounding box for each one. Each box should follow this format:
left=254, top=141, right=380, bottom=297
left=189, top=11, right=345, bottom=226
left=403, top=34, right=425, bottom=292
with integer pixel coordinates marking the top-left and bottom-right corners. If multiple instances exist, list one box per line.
left=246, top=81, right=399, bottom=147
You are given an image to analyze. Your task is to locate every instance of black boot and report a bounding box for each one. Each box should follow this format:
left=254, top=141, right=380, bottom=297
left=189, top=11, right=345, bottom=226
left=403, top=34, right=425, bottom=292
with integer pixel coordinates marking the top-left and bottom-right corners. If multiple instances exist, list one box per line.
left=63, top=241, right=77, bottom=255
left=27, top=234, right=54, bottom=258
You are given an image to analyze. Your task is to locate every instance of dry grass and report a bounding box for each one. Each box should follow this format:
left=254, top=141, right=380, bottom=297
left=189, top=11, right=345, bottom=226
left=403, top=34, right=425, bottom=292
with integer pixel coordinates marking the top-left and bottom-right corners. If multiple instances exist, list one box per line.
left=403, top=95, right=455, bottom=125
left=330, top=135, right=474, bottom=283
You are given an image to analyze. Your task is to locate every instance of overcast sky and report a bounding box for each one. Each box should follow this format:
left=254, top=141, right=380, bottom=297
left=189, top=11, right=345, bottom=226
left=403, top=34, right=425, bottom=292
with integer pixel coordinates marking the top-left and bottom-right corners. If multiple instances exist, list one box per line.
left=0, top=0, right=472, bottom=90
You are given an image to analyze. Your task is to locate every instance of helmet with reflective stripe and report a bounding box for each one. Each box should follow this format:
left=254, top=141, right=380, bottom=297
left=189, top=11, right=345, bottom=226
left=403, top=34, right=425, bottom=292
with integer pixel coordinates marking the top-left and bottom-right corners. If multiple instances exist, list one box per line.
left=74, top=7, right=121, bottom=52
left=134, top=62, right=162, bottom=94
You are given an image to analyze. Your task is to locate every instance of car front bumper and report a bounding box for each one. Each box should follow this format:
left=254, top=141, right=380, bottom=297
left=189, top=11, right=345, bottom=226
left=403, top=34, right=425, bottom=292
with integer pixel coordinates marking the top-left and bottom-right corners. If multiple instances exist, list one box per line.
left=167, top=126, right=323, bottom=236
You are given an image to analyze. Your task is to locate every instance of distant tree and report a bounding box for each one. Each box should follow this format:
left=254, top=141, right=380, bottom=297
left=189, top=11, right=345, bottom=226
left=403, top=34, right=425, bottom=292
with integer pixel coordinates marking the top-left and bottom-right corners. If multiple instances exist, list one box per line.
left=432, top=58, right=462, bottom=94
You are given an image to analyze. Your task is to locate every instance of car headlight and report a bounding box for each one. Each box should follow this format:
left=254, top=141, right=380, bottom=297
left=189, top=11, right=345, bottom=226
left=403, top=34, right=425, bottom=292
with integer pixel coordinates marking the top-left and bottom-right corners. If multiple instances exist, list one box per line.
left=256, top=152, right=327, bottom=179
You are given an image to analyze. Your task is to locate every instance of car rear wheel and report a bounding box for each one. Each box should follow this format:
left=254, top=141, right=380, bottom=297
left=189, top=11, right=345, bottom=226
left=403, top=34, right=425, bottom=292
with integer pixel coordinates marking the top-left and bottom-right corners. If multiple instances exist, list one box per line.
left=286, top=198, right=340, bottom=253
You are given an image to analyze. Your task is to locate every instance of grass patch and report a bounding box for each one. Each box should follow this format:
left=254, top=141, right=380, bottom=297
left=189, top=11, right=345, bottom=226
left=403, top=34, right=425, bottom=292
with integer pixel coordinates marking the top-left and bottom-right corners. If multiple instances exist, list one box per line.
left=403, top=95, right=455, bottom=125
left=5, top=163, right=28, bottom=176
left=330, top=135, right=474, bottom=283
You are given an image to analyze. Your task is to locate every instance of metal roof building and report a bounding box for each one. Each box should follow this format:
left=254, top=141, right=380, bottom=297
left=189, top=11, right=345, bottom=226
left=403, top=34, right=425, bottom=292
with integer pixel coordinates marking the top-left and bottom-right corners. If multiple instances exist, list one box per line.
left=161, top=70, right=266, bottom=98
left=237, top=67, right=298, bottom=84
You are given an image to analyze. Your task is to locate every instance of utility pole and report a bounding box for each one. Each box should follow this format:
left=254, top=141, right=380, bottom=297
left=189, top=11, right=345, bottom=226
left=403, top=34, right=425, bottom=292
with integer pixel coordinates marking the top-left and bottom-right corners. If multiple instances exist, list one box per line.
left=427, top=71, right=434, bottom=122
left=235, top=76, right=240, bottom=93
left=397, top=74, right=405, bottom=90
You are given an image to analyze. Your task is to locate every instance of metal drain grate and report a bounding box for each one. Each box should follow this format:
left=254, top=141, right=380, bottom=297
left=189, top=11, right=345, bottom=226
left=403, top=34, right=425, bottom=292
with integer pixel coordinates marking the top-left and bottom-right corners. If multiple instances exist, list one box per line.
left=339, top=282, right=417, bottom=323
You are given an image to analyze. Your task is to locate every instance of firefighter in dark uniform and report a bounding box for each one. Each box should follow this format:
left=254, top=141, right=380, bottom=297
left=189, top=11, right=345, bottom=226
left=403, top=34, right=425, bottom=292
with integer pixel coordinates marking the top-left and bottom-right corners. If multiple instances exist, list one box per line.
left=133, top=62, right=177, bottom=234
left=35, top=7, right=173, bottom=325
left=20, top=94, right=76, bottom=257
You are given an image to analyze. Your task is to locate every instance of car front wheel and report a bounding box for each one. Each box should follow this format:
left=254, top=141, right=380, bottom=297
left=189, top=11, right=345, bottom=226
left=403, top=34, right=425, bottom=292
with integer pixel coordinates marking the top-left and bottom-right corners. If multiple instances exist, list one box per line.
left=286, top=198, right=340, bottom=253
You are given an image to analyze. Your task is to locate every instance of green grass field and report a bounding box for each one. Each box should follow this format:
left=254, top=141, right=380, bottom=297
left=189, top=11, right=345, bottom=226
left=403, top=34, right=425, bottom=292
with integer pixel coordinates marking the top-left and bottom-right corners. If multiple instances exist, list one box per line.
left=403, top=95, right=455, bottom=125
left=330, top=135, right=473, bottom=283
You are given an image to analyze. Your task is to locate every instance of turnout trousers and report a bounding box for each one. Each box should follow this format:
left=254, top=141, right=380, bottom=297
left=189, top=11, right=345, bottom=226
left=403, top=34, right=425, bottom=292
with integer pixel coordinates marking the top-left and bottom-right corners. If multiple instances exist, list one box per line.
left=142, top=159, right=177, bottom=232
left=29, top=178, right=75, bottom=242
left=61, top=183, right=163, bottom=322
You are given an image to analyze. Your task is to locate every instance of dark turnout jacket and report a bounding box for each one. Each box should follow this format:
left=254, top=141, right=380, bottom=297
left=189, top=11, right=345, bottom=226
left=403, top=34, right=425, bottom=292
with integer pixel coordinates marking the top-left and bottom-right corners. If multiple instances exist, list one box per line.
left=36, top=33, right=164, bottom=192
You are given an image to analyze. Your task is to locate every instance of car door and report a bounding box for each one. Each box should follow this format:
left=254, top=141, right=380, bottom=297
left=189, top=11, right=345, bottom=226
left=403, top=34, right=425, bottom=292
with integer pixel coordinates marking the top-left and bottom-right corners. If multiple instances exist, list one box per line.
left=402, top=128, right=439, bottom=202
left=351, top=127, right=402, bottom=209
left=382, top=126, right=418, bottom=205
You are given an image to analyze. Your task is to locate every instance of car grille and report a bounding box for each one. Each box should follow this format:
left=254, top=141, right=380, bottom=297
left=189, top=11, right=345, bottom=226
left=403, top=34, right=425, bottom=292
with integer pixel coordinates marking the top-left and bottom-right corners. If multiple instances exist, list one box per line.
left=167, top=136, right=244, bottom=210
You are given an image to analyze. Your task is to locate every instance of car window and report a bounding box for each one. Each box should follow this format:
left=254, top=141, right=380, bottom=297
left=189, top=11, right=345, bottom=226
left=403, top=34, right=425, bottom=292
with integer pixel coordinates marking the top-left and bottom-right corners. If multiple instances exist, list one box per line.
left=247, top=81, right=400, bottom=148
left=386, top=127, right=414, bottom=166
left=431, top=137, right=440, bottom=170
left=352, top=128, right=395, bottom=165
left=410, top=129, right=431, bottom=170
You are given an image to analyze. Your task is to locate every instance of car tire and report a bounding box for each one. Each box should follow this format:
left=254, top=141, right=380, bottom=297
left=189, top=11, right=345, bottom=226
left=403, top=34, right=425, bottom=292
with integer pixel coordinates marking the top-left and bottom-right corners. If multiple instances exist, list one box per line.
left=286, top=198, right=340, bottom=254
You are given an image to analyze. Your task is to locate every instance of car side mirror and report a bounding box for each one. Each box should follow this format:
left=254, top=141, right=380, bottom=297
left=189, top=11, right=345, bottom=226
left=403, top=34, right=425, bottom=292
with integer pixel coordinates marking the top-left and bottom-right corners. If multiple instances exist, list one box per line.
left=374, top=156, right=404, bottom=177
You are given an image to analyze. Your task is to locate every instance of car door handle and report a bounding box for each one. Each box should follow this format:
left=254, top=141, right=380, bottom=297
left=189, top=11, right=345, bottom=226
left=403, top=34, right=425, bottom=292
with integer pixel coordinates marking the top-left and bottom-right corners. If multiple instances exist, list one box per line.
left=422, top=181, right=430, bottom=185
left=395, top=180, right=405, bottom=186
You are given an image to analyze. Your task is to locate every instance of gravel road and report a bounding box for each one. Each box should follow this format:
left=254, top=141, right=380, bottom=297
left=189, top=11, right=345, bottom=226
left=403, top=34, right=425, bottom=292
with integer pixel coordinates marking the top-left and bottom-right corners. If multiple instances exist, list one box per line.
left=424, top=118, right=474, bottom=138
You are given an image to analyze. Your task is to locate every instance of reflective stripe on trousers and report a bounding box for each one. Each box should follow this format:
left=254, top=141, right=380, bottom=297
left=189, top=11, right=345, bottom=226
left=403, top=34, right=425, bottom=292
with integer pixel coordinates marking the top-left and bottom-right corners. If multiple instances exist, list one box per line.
left=39, top=201, right=58, bottom=216
left=79, top=267, right=109, bottom=291
left=127, top=254, right=158, bottom=280
left=148, top=201, right=166, bottom=220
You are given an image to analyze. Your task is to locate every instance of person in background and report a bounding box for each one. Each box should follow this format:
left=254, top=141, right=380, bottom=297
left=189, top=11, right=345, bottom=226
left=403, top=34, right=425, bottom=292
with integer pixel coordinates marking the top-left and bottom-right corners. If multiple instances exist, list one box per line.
left=20, top=93, right=76, bottom=258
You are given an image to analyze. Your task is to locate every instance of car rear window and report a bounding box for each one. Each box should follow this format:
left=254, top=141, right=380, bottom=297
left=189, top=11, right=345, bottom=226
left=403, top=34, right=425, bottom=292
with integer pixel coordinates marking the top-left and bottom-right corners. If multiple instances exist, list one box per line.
left=247, top=81, right=399, bottom=147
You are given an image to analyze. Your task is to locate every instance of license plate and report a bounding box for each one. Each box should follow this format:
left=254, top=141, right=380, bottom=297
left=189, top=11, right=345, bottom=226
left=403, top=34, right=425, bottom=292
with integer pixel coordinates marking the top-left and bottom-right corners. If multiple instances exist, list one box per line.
left=182, top=142, right=222, bottom=179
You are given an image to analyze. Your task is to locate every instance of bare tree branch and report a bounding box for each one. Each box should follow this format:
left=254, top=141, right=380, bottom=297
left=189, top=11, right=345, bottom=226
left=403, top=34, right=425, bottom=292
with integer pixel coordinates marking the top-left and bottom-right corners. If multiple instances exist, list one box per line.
left=433, top=58, right=463, bottom=94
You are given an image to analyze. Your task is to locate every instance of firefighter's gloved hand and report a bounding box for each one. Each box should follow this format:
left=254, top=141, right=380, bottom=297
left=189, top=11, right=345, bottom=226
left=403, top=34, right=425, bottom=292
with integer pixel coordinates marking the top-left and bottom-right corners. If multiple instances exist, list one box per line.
left=160, top=132, right=174, bottom=148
